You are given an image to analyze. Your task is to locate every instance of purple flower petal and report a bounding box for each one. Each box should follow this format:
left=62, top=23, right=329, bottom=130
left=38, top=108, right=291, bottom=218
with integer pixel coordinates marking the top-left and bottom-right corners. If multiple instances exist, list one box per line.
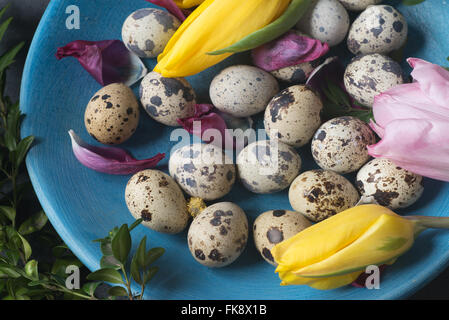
left=145, top=0, right=186, bottom=21
left=69, top=130, right=165, bottom=175
left=177, top=104, right=252, bottom=149
left=252, top=31, right=329, bottom=72
left=351, top=265, right=387, bottom=288
left=56, top=40, right=147, bottom=86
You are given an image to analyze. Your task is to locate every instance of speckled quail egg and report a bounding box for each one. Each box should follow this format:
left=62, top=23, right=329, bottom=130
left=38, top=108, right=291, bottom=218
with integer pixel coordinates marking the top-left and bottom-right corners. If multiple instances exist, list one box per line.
left=253, top=210, right=312, bottom=265
left=311, top=116, right=376, bottom=174
left=84, top=83, right=139, bottom=145
left=209, top=65, right=279, bottom=117
left=356, top=158, right=424, bottom=210
left=271, top=59, right=320, bottom=84
left=140, top=71, right=196, bottom=126
left=264, top=85, right=323, bottom=147
left=125, top=169, right=189, bottom=234
left=237, top=140, right=302, bottom=194
left=347, top=5, right=408, bottom=55
left=338, top=0, right=383, bottom=11
left=344, top=53, right=404, bottom=107
left=122, top=8, right=180, bottom=58
left=188, top=202, right=248, bottom=268
left=169, top=143, right=236, bottom=201
left=296, top=0, right=350, bottom=47
left=289, top=169, right=359, bottom=222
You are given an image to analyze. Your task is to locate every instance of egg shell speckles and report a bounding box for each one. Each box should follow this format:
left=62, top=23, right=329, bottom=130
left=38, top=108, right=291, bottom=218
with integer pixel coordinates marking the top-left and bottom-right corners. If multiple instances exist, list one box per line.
left=210, top=65, right=279, bottom=118
left=253, top=210, right=312, bottom=265
left=356, top=158, right=424, bottom=210
left=296, top=0, right=350, bottom=47
left=122, top=8, right=181, bottom=58
left=289, top=169, right=359, bottom=222
left=169, top=143, right=236, bottom=201
left=140, top=71, right=196, bottom=126
left=264, top=85, right=323, bottom=148
left=237, top=140, right=302, bottom=194
left=344, top=53, right=404, bottom=107
left=84, top=83, right=139, bottom=145
left=311, top=116, right=376, bottom=174
left=125, top=169, right=189, bottom=234
left=338, top=0, right=382, bottom=11
left=347, top=5, right=408, bottom=55
left=271, top=59, right=320, bottom=84
left=188, top=202, right=249, bottom=268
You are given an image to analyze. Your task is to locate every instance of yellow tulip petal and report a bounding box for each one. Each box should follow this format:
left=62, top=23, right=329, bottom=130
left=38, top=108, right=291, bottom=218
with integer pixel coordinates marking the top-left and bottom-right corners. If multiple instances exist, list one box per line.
left=278, top=269, right=363, bottom=290
left=293, top=214, right=416, bottom=278
left=155, top=0, right=291, bottom=77
left=272, top=205, right=396, bottom=272
left=174, top=0, right=205, bottom=9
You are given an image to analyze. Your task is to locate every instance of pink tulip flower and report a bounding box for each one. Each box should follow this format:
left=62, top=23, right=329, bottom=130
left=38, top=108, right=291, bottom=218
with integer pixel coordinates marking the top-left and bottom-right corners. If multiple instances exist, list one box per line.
left=367, top=58, right=449, bottom=182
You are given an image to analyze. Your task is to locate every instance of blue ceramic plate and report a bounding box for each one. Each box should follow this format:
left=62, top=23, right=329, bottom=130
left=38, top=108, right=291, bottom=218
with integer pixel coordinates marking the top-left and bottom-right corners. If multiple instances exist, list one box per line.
left=21, top=0, right=449, bottom=299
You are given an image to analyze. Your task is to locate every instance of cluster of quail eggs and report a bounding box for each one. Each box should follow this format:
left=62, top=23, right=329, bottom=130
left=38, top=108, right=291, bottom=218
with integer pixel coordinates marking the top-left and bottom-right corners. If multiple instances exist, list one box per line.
left=80, top=2, right=426, bottom=270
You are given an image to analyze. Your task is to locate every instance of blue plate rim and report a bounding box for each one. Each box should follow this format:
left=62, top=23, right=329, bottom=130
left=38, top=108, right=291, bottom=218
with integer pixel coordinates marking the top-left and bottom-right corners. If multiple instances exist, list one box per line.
left=19, top=0, right=449, bottom=300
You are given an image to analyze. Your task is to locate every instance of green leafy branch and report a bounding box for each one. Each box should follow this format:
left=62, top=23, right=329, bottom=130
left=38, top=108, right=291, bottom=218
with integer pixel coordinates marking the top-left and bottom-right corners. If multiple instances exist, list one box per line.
left=88, top=219, right=164, bottom=300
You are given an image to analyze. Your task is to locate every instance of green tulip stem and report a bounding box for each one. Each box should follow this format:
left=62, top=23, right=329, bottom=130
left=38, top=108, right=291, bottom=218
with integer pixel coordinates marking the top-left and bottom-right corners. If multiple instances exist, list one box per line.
left=406, top=215, right=449, bottom=230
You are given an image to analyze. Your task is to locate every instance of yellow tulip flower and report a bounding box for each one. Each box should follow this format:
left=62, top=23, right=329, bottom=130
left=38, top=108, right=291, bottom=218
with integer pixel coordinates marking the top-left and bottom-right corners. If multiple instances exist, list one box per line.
left=154, top=0, right=291, bottom=77
left=271, top=204, right=420, bottom=290
left=174, top=0, right=204, bottom=8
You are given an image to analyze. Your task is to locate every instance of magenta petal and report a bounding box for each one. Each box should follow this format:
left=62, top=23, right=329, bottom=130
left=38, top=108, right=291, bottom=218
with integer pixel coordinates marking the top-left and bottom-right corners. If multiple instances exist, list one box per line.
left=145, top=0, right=186, bottom=21
left=69, top=130, right=165, bottom=175
left=252, top=31, right=329, bottom=72
left=351, top=265, right=387, bottom=288
left=177, top=104, right=229, bottom=147
left=56, top=40, right=147, bottom=86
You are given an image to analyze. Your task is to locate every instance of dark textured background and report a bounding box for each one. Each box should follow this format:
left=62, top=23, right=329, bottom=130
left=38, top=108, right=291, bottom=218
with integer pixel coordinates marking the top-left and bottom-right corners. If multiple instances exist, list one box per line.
left=1, top=0, right=447, bottom=299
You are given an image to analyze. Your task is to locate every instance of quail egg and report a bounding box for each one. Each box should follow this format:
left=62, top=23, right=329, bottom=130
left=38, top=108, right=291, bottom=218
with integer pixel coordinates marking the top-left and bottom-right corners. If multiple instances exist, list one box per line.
left=347, top=5, right=408, bottom=55
left=188, top=202, right=248, bottom=268
left=140, top=71, right=196, bottom=126
left=296, top=0, right=350, bottom=47
left=356, top=158, right=424, bottom=210
left=289, top=169, right=359, bottom=222
left=271, top=59, right=320, bottom=84
left=338, top=0, right=383, bottom=11
left=210, top=65, right=279, bottom=117
left=125, top=169, right=189, bottom=234
left=311, top=116, right=376, bottom=174
left=264, top=85, right=323, bottom=147
left=122, top=8, right=181, bottom=58
left=344, top=53, right=404, bottom=107
left=253, top=210, right=312, bottom=265
left=169, top=143, right=236, bottom=200
left=237, top=140, right=302, bottom=194
left=84, top=83, right=139, bottom=145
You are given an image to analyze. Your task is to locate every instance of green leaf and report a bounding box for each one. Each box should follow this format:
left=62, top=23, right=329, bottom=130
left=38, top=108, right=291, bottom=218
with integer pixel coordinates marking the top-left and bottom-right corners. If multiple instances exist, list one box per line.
left=143, top=267, right=159, bottom=285
left=82, top=282, right=101, bottom=297
left=0, top=206, right=15, bottom=223
left=111, top=224, right=131, bottom=264
left=0, top=4, right=11, bottom=22
left=24, top=260, right=39, bottom=281
left=129, top=218, right=143, bottom=231
left=87, top=268, right=124, bottom=284
left=130, top=255, right=141, bottom=285
left=18, top=210, right=47, bottom=235
left=52, top=244, right=70, bottom=258
left=17, top=233, right=32, bottom=261
left=0, top=265, right=21, bottom=278
left=145, top=247, right=165, bottom=267
left=100, top=240, right=113, bottom=256
left=51, top=258, right=82, bottom=277
left=0, top=17, right=12, bottom=45
left=14, top=135, right=34, bottom=169
left=100, top=255, right=122, bottom=270
left=0, top=41, right=24, bottom=73
left=402, top=0, right=426, bottom=5
left=377, top=237, right=409, bottom=251
left=135, top=236, right=147, bottom=268
left=107, top=286, right=128, bottom=297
